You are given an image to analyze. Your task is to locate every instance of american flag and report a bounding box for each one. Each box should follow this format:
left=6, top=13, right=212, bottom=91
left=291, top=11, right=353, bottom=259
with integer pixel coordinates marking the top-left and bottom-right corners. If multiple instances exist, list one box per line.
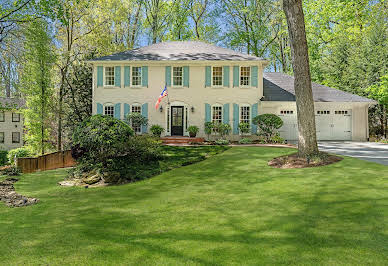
left=155, top=86, right=168, bottom=110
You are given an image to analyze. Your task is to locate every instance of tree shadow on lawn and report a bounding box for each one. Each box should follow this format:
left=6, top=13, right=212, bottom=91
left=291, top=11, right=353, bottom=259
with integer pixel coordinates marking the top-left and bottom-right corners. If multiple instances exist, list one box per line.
left=2, top=147, right=388, bottom=264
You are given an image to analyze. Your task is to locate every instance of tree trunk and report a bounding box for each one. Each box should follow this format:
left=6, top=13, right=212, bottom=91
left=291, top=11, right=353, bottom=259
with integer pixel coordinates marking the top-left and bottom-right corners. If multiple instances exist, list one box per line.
left=283, top=0, right=319, bottom=157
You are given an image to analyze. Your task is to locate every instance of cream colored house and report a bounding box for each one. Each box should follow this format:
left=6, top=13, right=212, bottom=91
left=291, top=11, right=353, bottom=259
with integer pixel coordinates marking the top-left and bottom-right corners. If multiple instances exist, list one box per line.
left=0, top=97, right=24, bottom=151
left=89, top=41, right=374, bottom=141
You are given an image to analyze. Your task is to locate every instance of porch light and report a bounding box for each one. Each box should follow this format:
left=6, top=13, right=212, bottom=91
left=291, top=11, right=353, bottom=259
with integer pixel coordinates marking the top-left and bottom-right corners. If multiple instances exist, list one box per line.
left=159, top=106, right=163, bottom=112
left=191, top=106, right=195, bottom=113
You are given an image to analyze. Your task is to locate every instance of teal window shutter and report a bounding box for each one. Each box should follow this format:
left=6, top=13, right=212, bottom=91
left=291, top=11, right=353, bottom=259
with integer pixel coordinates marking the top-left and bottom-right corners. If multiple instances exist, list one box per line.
left=124, top=103, right=130, bottom=118
left=251, top=103, right=258, bottom=134
left=251, top=66, right=258, bottom=88
left=233, top=103, right=239, bottom=134
left=141, top=103, right=148, bottom=133
left=124, top=66, right=130, bottom=87
left=142, top=66, right=148, bottom=87
left=205, top=103, right=211, bottom=122
left=114, top=103, right=121, bottom=119
left=205, top=66, right=211, bottom=87
left=183, top=66, right=189, bottom=87
left=165, top=66, right=171, bottom=86
left=115, top=66, right=121, bottom=87
left=97, top=66, right=103, bottom=87
left=223, top=66, right=230, bottom=87
left=223, top=103, right=230, bottom=124
left=233, top=66, right=239, bottom=87
left=97, top=103, right=103, bottom=114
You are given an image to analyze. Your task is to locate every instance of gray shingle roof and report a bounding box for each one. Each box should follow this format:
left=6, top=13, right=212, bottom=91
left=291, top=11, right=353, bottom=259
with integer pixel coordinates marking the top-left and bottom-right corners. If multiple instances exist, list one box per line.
left=0, top=97, right=25, bottom=109
left=91, top=41, right=266, bottom=61
left=263, top=72, right=374, bottom=103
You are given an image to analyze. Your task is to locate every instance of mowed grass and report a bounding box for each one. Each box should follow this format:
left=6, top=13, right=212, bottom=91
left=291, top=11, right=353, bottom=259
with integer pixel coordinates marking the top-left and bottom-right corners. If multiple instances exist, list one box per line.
left=0, top=147, right=387, bottom=265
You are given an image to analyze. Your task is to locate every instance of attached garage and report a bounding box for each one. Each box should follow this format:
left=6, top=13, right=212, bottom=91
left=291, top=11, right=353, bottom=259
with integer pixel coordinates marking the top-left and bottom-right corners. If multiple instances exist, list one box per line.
left=261, top=73, right=375, bottom=141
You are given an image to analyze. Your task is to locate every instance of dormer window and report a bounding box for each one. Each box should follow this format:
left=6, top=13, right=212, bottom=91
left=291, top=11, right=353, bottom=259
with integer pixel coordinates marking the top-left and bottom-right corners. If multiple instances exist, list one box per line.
left=172, top=67, right=183, bottom=86
left=212, top=67, right=223, bottom=86
left=105, top=67, right=115, bottom=86
left=132, top=66, right=142, bottom=86
left=240, top=67, right=250, bottom=86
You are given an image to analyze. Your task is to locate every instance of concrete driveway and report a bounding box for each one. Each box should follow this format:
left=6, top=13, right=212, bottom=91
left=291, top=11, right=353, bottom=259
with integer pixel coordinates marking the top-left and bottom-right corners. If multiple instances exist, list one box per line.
left=318, top=141, right=388, bottom=166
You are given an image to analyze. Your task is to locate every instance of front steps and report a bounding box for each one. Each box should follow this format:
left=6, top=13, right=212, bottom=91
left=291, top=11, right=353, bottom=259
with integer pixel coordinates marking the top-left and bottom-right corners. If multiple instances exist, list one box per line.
left=161, top=136, right=205, bottom=144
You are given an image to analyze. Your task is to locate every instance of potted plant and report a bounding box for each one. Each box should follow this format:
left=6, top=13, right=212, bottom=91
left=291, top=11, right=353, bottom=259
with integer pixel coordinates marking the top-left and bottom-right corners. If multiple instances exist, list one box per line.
left=187, top=125, right=199, bottom=137
left=150, top=125, right=164, bottom=137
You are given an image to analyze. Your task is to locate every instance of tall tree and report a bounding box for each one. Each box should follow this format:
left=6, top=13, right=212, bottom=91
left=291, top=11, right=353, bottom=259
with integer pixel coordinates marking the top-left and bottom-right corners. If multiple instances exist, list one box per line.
left=283, top=0, right=318, bottom=157
left=20, top=19, right=56, bottom=154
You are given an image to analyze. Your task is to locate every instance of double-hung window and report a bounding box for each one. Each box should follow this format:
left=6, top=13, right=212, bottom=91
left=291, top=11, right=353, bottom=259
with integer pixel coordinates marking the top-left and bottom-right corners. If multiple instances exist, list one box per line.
left=105, top=67, right=115, bottom=86
left=12, top=132, right=20, bottom=143
left=132, top=67, right=142, bottom=86
left=212, top=66, right=223, bottom=86
left=0, top=112, right=4, bottom=122
left=172, top=67, right=183, bottom=86
left=104, top=105, right=114, bottom=117
left=131, top=105, right=142, bottom=134
left=240, top=106, right=250, bottom=125
left=240, top=67, right=251, bottom=86
left=212, top=105, right=222, bottom=133
left=0, top=132, right=4, bottom=143
left=12, top=113, right=20, bottom=122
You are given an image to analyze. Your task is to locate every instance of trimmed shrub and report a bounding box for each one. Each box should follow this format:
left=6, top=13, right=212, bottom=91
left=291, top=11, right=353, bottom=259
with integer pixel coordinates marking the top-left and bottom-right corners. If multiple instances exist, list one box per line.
left=0, top=150, right=8, bottom=166
left=214, top=123, right=232, bottom=139
left=215, top=139, right=229, bottom=145
left=204, top=122, right=213, bottom=140
left=8, top=147, right=32, bottom=165
left=150, top=125, right=164, bottom=137
left=252, top=114, right=283, bottom=140
left=239, top=138, right=253, bottom=144
left=238, top=122, right=250, bottom=135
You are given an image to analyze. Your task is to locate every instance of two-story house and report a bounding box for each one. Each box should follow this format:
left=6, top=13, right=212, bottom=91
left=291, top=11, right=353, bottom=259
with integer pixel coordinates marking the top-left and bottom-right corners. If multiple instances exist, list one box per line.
left=89, top=41, right=374, bottom=141
left=0, top=97, right=24, bottom=150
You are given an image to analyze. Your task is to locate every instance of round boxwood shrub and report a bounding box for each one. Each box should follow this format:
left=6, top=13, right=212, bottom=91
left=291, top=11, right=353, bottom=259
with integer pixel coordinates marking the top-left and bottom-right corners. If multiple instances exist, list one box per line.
left=71, top=115, right=134, bottom=169
left=252, top=114, right=283, bottom=139
left=150, top=125, right=164, bottom=137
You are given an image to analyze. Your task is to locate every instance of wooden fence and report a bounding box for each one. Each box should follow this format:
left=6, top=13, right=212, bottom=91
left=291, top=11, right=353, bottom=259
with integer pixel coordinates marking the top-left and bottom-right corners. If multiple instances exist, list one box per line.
left=16, top=150, right=76, bottom=173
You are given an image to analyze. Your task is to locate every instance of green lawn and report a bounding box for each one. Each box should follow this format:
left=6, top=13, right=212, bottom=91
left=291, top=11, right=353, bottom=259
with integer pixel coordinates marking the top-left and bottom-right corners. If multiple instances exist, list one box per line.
left=1, top=147, right=387, bottom=265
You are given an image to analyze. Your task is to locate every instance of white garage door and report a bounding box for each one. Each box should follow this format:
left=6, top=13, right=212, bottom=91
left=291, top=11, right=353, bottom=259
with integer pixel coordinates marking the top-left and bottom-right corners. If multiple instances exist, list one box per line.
left=315, top=110, right=352, bottom=140
left=278, top=110, right=298, bottom=141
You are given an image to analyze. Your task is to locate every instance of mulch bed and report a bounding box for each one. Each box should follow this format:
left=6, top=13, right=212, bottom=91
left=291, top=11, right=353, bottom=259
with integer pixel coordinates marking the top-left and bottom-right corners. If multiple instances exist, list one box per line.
left=268, top=152, right=343, bottom=169
left=0, top=177, right=39, bottom=207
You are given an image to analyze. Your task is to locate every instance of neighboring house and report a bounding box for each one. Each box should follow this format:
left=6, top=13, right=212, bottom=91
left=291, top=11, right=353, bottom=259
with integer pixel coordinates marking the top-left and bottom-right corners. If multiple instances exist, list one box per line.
left=89, top=41, right=374, bottom=141
left=0, top=97, right=24, bottom=150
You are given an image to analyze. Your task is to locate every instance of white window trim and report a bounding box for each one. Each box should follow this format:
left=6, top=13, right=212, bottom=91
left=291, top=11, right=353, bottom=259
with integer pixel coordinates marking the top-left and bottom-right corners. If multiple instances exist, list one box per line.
left=131, top=66, right=143, bottom=88
left=211, top=104, right=223, bottom=134
left=211, top=66, right=224, bottom=88
left=171, top=66, right=184, bottom=88
left=103, top=103, right=115, bottom=117
left=239, top=66, right=251, bottom=88
left=239, top=104, right=251, bottom=135
left=104, top=66, right=115, bottom=87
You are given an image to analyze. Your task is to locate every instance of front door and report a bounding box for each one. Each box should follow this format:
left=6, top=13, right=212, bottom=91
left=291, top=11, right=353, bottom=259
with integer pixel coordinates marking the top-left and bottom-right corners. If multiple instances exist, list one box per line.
left=171, top=106, right=184, bottom=136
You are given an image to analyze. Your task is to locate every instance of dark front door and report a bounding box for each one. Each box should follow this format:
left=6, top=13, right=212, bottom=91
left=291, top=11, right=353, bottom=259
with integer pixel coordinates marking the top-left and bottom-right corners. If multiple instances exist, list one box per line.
left=171, top=106, right=184, bottom=136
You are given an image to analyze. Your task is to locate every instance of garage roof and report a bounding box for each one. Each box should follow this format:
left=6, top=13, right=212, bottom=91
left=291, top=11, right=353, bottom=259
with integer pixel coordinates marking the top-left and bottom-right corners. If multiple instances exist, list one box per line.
left=91, top=41, right=266, bottom=61
left=263, top=72, right=374, bottom=103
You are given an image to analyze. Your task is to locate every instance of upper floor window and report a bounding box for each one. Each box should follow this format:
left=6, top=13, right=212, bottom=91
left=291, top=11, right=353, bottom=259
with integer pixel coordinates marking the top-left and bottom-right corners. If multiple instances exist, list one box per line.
left=131, top=104, right=141, bottom=134
left=240, top=106, right=250, bottom=125
left=104, top=105, right=114, bottom=117
left=240, top=67, right=250, bottom=86
left=105, top=67, right=115, bottom=86
left=0, top=112, right=4, bottom=122
left=0, top=132, right=4, bottom=143
left=212, top=66, right=223, bottom=86
left=132, top=67, right=142, bottom=86
left=172, top=67, right=183, bottom=86
left=12, top=113, right=20, bottom=122
left=12, top=132, right=20, bottom=143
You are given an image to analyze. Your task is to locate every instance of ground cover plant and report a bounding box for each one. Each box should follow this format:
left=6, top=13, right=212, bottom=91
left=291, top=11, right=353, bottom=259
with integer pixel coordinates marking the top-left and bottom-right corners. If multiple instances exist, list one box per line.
left=0, top=147, right=387, bottom=265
